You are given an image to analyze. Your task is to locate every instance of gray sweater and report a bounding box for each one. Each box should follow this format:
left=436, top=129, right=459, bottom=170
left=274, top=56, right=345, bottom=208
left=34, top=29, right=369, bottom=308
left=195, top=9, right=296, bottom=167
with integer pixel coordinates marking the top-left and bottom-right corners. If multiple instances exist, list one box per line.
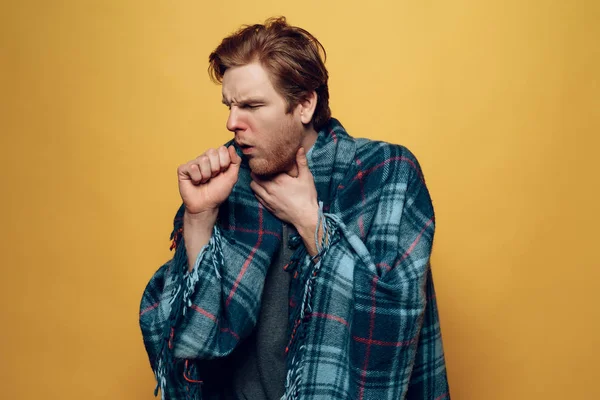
left=227, top=223, right=293, bottom=399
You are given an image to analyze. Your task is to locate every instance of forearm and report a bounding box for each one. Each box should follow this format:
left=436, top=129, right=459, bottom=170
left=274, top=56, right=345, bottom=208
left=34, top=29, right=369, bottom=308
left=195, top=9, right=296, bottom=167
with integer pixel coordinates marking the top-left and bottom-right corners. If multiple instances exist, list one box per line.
left=183, top=209, right=218, bottom=272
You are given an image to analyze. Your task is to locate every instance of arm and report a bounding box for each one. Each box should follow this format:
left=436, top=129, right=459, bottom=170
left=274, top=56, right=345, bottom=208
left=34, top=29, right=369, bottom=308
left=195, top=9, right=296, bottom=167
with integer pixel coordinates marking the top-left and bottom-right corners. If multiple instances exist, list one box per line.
left=335, top=146, right=449, bottom=399
left=183, top=209, right=217, bottom=272
left=280, top=144, right=449, bottom=399
left=176, top=145, right=239, bottom=273
left=239, top=143, right=449, bottom=399
left=139, top=197, right=280, bottom=380
left=139, top=145, right=281, bottom=397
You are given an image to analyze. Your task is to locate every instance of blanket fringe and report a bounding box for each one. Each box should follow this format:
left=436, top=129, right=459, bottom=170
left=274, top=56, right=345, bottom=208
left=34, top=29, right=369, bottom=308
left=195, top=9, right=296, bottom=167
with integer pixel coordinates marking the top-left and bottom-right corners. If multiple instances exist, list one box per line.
left=154, top=225, right=222, bottom=399
left=283, top=207, right=340, bottom=399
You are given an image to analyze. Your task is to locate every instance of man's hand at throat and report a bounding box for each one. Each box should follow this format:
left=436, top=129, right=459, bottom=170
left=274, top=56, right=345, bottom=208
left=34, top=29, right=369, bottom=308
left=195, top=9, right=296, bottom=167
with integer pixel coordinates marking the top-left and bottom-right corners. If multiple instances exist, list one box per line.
left=250, top=147, right=322, bottom=257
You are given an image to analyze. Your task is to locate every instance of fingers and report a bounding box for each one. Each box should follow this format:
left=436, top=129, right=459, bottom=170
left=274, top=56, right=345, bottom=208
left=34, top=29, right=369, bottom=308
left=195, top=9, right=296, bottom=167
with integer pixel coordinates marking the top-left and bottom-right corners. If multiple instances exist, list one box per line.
left=250, top=180, right=274, bottom=213
left=250, top=177, right=275, bottom=205
left=179, top=146, right=234, bottom=185
left=187, top=163, right=202, bottom=184
left=178, top=160, right=203, bottom=184
left=196, top=155, right=213, bottom=183
left=218, top=146, right=230, bottom=170
left=205, top=148, right=222, bottom=178
left=249, top=178, right=268, bottom=197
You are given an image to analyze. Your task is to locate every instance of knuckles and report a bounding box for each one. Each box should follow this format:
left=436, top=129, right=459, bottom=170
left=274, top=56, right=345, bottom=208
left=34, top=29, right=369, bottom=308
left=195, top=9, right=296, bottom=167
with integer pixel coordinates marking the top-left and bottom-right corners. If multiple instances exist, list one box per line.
left=205, top=148, right=218, bottom=157
left=177, top=163, right=192, bottom=174
left=178, top=146, right=237, bottom=182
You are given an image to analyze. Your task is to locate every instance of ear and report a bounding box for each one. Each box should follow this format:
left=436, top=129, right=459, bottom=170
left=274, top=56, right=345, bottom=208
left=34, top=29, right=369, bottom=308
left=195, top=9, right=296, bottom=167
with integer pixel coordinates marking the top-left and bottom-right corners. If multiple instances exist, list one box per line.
left=298, top=91, right=318, bottom=125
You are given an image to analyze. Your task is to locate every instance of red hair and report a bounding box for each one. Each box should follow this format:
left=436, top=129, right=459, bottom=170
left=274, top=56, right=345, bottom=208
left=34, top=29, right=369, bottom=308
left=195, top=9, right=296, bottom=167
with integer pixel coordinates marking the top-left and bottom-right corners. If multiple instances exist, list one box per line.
left=208, top=17, right=331, bottom=131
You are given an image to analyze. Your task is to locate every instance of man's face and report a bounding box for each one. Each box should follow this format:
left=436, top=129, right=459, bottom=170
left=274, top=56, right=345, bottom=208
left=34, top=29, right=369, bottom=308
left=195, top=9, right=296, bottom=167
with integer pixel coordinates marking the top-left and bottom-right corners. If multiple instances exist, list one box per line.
left=222, top=62, right=305, bottom=176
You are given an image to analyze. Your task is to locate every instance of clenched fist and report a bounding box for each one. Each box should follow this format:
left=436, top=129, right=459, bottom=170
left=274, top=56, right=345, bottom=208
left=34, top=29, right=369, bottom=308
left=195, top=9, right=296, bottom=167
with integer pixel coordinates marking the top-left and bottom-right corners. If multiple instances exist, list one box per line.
left=177, top=145, right=241, bottom=215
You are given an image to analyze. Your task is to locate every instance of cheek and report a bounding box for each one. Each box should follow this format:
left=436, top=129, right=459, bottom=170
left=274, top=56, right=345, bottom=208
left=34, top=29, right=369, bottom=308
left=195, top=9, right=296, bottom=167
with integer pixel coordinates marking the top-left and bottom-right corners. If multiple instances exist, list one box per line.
left=237, top=114, right=255, bottom=130
left=245, top=113, right=271, bottom=137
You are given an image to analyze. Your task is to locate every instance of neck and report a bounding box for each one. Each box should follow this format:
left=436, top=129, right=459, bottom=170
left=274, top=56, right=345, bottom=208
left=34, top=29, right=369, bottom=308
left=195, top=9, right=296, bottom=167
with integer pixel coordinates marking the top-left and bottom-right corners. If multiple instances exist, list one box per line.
left=282, top=127, right=318, bottom=178
left=301, top=126, right=318, bottom=153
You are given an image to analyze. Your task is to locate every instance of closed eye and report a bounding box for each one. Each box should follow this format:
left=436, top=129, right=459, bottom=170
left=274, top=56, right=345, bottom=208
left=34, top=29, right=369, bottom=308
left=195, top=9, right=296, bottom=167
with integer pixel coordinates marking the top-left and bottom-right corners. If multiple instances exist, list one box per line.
left=240, top=104, right=261, bottom=110
left=222, top=99, right=264, bottom=110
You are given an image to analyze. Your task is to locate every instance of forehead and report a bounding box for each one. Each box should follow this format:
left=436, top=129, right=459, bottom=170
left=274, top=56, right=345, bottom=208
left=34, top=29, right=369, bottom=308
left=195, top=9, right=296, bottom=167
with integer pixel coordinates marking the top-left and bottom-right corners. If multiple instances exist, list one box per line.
left=221, top=62, right=279, bottom=100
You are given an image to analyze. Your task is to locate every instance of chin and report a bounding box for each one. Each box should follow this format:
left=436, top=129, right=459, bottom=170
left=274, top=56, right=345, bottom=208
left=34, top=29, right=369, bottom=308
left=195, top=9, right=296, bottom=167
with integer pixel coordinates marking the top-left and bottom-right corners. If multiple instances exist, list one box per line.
left=249, top=164, right=279, bottom=178
left=249, top=157, right=293, bottom=177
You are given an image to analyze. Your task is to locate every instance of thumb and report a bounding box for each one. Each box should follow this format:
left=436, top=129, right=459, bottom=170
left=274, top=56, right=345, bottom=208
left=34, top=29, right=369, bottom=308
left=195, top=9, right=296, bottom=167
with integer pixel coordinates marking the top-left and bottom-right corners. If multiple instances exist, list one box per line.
left=296, top=147, right=309, bottom=175
left=228, top=145, right=242, bottom=168
left=224, top=145, right=241, bottom=182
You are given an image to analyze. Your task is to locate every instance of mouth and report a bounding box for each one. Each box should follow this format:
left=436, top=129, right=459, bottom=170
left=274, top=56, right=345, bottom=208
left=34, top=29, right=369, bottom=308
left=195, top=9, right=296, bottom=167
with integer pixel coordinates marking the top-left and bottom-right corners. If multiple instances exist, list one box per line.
left=236, top=142, right=255, bottom=155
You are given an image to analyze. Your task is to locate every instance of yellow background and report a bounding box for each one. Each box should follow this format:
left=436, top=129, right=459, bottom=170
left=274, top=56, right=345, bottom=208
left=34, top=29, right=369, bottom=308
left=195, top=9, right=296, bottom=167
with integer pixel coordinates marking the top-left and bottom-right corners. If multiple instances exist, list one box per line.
left=1, top=0, right=599, bottom=399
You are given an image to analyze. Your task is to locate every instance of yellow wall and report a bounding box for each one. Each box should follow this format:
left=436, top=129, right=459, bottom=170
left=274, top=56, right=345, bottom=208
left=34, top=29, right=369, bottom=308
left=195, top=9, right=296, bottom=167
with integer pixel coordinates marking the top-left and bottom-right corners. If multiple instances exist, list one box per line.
left=1, top=1, right=598, bottom=398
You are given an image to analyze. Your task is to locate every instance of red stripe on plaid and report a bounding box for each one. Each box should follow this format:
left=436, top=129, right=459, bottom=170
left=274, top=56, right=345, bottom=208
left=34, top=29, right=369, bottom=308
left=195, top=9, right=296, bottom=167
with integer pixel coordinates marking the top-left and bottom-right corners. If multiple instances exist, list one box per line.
left=219, top=327, right=240, bottom=341
left=221, top=225, right=281, bottom=239
left=358, top=214, right=365, bottom=238
left=395, top=216, right=434, bottom=267
left=139, top=302, right=159, bottom=316
left=308, top=312, right=349, bottom=327
left=353, top=156, right=425, bottom=183
left=226, top=205, right=264, bottom=307
left=353, top=335, right=418, bottom=347
left=435, top=393, right=449, bottom=400
left=190, top=304, right=217, bottom=322
left=183, top=360, right=204, bottom=384
left=358, top=275, right=379, bottom=400
left=189, top=307, right=240, bottom=340
left=376, top=263, right=392, bottom=271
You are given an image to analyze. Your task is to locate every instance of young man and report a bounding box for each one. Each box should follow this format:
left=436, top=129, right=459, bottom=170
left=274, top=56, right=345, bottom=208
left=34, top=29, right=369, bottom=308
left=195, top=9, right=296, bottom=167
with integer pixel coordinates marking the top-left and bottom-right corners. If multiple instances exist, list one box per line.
left=140, top=17, right=450, bottom=400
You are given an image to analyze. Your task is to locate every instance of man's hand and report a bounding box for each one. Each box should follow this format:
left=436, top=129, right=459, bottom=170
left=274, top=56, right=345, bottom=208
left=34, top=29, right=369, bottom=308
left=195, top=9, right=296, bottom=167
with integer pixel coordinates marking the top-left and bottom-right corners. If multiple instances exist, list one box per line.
left=250, top=148, right=321, bottom=255
left=178, top=145, right=241, bottom=215
left=178, top=145, right=241, bottom=271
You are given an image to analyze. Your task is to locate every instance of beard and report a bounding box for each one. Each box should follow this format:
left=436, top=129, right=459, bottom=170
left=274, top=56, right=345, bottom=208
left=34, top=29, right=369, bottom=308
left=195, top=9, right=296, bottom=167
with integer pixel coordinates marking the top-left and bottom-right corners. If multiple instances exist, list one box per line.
left=247, top=118, right=302, bottom=177
left=249, top=153, right=296, bottom=177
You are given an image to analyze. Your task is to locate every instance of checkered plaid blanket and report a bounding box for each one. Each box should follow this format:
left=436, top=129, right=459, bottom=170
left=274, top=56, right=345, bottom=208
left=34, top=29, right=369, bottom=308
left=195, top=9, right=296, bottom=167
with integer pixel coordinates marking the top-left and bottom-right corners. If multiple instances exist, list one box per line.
left=140, top=118, right=450, bottom=399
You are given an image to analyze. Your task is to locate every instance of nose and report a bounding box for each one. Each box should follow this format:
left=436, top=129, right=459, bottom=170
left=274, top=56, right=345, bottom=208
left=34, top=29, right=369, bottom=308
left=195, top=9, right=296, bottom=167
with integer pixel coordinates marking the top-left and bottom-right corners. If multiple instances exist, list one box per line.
left=226, top=107, right=241, bottom=133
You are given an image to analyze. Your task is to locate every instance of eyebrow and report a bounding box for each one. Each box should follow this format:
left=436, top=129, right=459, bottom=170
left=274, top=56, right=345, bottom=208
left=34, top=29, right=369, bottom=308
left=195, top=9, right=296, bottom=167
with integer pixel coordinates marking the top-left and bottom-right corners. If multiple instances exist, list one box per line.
left=222, top=97, right=265, bottom=106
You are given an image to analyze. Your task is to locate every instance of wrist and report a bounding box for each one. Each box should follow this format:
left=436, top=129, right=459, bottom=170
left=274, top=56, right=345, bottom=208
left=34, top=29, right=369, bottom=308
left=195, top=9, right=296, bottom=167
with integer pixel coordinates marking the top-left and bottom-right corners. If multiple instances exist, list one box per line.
left=294, top=204, right=319, bottom=240
left=182, top=208, right=217, bottom=273
left=184, top=208, right=218, bottom=226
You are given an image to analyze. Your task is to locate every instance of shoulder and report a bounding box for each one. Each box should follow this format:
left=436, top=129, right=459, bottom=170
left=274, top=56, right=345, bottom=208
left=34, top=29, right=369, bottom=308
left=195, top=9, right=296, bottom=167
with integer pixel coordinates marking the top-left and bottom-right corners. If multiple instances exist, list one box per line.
left=353, top=138, right=425, bottom=186
left=352, top=138, right=434, bottom=219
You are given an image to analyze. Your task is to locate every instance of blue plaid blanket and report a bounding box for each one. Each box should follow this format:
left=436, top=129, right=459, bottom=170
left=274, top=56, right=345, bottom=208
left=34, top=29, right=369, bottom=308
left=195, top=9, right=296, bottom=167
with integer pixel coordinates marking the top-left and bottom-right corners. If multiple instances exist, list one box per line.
left=140, top=118, right=450, bottom=399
